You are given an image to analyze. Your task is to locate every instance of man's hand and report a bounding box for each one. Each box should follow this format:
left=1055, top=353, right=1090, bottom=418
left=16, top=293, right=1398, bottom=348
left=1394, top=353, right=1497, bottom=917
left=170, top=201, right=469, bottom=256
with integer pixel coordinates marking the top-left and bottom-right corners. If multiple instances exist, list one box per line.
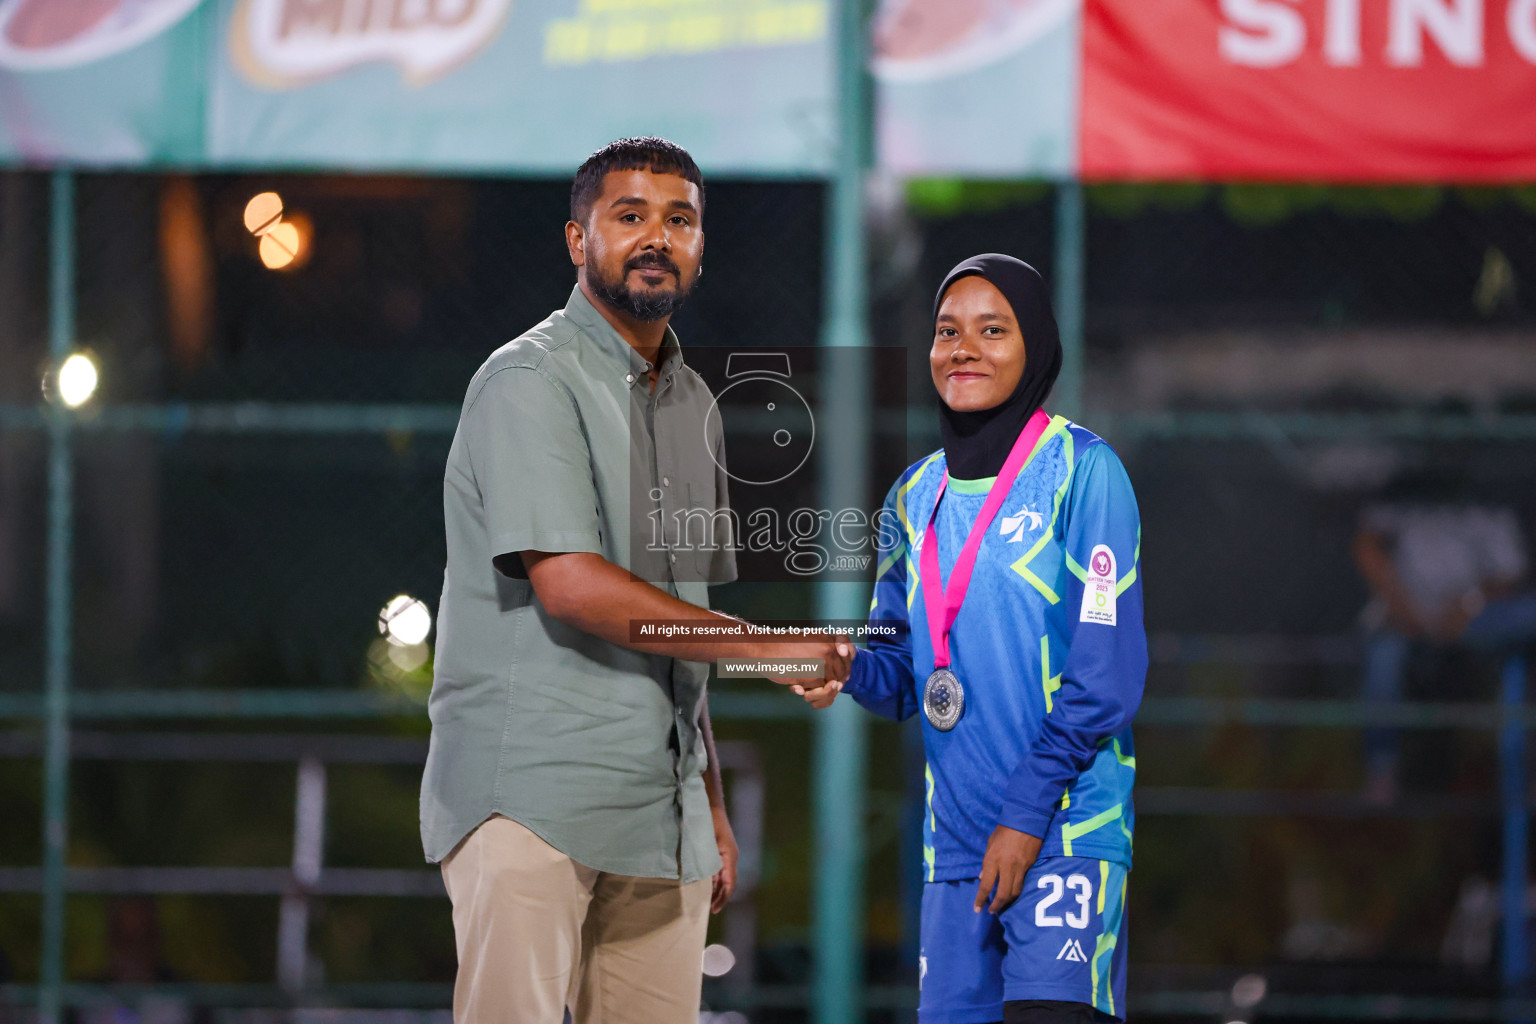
left=710, top=803, right=739, bottom=914
left=766, top=632, right=853, bottom=689
left=974, top=825, right=1043, bottom=914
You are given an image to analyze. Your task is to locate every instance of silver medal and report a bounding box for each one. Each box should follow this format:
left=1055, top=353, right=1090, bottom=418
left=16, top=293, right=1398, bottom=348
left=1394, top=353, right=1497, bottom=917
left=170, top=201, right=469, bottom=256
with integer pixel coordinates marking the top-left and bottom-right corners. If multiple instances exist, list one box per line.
left=923, top=667, right=965, bottom=731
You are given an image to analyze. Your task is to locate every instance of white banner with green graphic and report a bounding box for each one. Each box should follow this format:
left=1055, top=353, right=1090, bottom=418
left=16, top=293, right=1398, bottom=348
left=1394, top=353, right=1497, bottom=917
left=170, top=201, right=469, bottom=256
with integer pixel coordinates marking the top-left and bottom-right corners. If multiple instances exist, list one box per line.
left=0, top=0, right=1078, bottom=177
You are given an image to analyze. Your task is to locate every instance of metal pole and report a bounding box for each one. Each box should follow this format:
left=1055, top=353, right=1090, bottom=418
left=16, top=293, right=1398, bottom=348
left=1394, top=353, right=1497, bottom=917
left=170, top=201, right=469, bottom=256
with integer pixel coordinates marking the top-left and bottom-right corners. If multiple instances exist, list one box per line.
left=1502, top=655, right=1530, bottom=1005
left=40, top=168, right=76, bottom=1024
left=1053, top=181, right=1085, bottom=422
left=812, top=1, right=871, bottom=1021
left=278, top=754, right=327, bottom=993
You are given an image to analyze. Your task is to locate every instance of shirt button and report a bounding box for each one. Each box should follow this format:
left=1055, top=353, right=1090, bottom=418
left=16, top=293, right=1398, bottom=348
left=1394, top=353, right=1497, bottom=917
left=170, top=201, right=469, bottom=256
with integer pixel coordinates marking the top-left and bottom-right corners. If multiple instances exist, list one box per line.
left=625, top=373, right=635, bottom=384
left=663, top=476, right=671, bottom=487
left=670, top=553, right=677, bottom=563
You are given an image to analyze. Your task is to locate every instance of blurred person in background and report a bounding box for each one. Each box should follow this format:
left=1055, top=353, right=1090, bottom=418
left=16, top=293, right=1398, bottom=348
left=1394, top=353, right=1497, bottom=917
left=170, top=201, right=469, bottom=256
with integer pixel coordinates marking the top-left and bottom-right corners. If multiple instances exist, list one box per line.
left=803, top=254, right=1146, bottom=1024
left=75, top=898, right=202, bottom=1024
left=419, top=137, right=849, bottom=1024
left=1354, top=473, right=1536, bottom=802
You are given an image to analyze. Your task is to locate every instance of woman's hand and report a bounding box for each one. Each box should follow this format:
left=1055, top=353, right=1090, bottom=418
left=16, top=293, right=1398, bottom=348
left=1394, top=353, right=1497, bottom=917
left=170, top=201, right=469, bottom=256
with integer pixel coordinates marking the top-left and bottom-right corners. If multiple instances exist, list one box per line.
left=973, top=825, right=1043, bottom=914
left=792, top=646, right=855, bottom=709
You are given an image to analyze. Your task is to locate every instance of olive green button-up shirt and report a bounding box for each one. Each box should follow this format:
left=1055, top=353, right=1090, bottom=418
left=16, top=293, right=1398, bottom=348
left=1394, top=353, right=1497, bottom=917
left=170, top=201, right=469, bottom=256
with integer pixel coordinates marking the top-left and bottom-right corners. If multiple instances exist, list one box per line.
left=421, top=287, right=735, bottom=881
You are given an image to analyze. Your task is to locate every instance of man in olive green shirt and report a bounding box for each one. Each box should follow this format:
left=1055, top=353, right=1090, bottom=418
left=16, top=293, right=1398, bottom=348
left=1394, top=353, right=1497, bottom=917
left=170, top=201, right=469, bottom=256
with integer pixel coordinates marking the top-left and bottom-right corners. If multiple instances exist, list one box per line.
left=421, top=138, right=850, bottom=1023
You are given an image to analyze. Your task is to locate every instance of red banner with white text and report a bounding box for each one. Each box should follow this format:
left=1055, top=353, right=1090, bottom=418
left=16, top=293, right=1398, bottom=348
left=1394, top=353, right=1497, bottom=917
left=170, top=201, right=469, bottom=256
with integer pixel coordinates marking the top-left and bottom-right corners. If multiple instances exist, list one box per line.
left=1080, top=0, right=1536, bottom=182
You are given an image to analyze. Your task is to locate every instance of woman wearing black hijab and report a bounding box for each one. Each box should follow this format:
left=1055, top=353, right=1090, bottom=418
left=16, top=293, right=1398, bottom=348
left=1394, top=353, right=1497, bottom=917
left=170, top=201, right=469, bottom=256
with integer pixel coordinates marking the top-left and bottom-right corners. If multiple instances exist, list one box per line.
left=808, top=255, right=1148, bottom=1023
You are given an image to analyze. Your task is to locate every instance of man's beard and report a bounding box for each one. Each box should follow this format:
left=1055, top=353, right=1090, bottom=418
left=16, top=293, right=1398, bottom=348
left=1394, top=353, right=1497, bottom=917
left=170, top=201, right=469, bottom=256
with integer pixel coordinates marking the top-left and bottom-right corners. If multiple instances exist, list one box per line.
left=587, top=252, right=696, bottom=322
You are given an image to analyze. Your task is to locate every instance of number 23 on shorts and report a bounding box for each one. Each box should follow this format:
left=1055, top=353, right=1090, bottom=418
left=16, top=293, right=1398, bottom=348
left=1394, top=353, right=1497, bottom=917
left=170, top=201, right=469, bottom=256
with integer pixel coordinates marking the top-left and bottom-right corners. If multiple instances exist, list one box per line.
left=1034, top=872, right=1093, bottom=929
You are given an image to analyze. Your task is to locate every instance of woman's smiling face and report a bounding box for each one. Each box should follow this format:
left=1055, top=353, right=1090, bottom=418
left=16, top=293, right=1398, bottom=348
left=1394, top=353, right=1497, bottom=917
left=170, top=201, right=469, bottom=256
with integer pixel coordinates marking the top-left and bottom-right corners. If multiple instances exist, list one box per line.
left=930, top=274, right=1027, bottom=413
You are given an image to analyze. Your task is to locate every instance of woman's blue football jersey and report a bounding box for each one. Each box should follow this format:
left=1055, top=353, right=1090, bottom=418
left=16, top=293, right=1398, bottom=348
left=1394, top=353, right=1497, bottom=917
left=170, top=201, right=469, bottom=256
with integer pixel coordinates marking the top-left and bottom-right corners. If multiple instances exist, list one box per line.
left=845, top=416, right=1148, bottom=880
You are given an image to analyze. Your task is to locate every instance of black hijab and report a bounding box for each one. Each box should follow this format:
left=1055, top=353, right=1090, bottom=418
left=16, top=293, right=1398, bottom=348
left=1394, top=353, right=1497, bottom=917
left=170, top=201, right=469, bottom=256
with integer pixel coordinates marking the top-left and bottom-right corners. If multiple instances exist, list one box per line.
left=932, top=253, right=1063, bottom=480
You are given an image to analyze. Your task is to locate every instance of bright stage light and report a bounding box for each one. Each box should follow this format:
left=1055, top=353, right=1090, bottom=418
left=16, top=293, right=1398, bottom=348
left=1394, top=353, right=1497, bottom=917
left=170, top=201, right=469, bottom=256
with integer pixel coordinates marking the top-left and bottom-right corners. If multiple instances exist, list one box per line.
left=259, top=221, right=302, bottom=269
left=244, top=191, right=283, bottom=235
left=244, top=191, right=307, bottom=270
left=56, top=353, right=99, bottom=408
left=379, top=594, right=432, bottom=647
left=701, top=943, right=736, bottom=977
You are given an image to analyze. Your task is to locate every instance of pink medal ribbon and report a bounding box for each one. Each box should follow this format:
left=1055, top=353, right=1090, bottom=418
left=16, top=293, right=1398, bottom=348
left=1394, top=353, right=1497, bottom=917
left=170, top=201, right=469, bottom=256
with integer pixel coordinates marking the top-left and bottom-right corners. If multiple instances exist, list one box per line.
left=918, top=408, right=1052, bottom=729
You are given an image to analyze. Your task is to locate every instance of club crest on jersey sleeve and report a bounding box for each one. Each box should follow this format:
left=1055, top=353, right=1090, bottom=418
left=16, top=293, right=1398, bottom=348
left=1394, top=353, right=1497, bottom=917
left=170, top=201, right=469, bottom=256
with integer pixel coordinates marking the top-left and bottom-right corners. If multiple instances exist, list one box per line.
left=1079, top=544, right=1117, bottom=626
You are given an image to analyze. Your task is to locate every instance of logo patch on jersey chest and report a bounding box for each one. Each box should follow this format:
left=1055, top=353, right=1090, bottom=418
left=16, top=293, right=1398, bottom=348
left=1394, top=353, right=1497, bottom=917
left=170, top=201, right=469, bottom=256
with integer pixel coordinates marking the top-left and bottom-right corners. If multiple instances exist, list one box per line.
left=999, top=505, right=1044, bottom=542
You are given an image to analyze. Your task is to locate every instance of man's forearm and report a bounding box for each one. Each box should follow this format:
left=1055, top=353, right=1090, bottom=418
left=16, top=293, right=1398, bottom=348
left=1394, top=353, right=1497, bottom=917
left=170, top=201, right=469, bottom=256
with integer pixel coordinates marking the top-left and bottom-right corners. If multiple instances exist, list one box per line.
left=523, top=550, right=776, bottom=662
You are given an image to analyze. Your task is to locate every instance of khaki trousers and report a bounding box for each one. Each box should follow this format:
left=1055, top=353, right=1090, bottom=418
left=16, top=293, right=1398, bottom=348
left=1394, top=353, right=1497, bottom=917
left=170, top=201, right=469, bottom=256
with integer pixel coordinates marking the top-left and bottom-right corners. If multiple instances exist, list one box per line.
left=440, top=815, right=711, bottom=1024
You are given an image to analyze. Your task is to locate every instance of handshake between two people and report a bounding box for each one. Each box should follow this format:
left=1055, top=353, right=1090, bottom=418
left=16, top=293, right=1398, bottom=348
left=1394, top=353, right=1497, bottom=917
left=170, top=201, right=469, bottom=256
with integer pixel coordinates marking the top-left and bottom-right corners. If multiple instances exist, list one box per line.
left=519, top=550, right=858, bottom=709
left=760, top=631, right=856, bottom=710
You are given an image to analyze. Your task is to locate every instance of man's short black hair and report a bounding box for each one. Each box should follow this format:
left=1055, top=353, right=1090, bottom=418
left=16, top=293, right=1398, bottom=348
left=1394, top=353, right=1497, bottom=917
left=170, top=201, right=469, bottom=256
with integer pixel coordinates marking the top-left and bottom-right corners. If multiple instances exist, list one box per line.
left=570, top=137, right=705, bottom=225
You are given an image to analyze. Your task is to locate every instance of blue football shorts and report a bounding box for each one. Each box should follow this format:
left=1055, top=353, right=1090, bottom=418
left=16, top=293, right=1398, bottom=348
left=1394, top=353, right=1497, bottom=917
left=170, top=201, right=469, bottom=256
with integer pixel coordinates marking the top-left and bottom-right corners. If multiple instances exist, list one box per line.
left=918, top=856, right=1129, bottom=1024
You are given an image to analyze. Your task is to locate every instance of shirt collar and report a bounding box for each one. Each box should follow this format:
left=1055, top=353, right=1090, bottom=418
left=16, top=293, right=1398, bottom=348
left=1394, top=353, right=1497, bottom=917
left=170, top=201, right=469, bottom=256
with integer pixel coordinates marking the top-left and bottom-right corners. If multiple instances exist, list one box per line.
left=563, top=285, right=685, bottom=391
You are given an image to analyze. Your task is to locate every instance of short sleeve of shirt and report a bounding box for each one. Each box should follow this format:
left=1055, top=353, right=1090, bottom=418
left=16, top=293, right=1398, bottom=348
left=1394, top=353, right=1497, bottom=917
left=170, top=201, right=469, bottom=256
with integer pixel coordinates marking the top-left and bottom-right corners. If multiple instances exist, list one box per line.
left=463, top=366, right=604, bottom=571
left=708, top=426, right=740, bottom=585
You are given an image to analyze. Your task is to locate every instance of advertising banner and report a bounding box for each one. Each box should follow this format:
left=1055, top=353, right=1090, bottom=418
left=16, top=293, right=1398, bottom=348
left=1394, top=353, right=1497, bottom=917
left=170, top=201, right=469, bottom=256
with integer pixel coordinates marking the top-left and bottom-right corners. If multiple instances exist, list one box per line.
left=5, top=0, right=1536, bottom=182
left=0, top=0, right=208, bottom=163
left=0, top=0, right=833, bottom=173
left=1080, top=0, right=1536, bottom=182
left=873, top=0, right=1080, bottom=178
left=209, top=0, right=833, bottom=173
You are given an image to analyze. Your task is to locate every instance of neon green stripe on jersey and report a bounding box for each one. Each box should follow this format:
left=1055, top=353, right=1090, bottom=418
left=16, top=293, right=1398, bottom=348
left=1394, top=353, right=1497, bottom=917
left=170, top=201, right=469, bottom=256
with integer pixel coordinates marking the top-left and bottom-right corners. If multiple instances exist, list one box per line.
left=1090, top=860, right=1126, bottom=1018
left=945, top=475, right=997, bottom=495
left=1014, top=563, right=1060, bottom=604
left=1046, top=420, right=1075, bottom=522
left=1040, top=634, right=1063, bottom=712
left=924, top=765, right=937, bottom=881
left=1061, top=803, right=1122, bottom=855
left=1010, top=518, right=1061, bottom=603
left=895, top=455, right=940, bottom=612
left=896, top=452, right=941, bottom=546
left=1093, top=931, right=1117, bottom=1017
left=925, top=765, right=936, bottom=830
left=1005, top=419, right=1073, bottom=601
left=1115, top=524, right=1143, bottom=595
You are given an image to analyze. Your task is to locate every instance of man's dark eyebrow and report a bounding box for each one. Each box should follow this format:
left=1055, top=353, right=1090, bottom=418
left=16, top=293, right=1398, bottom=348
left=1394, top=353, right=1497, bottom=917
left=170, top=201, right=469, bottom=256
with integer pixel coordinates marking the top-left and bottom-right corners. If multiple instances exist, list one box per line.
left=607, top=196, right=700, bottom=215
